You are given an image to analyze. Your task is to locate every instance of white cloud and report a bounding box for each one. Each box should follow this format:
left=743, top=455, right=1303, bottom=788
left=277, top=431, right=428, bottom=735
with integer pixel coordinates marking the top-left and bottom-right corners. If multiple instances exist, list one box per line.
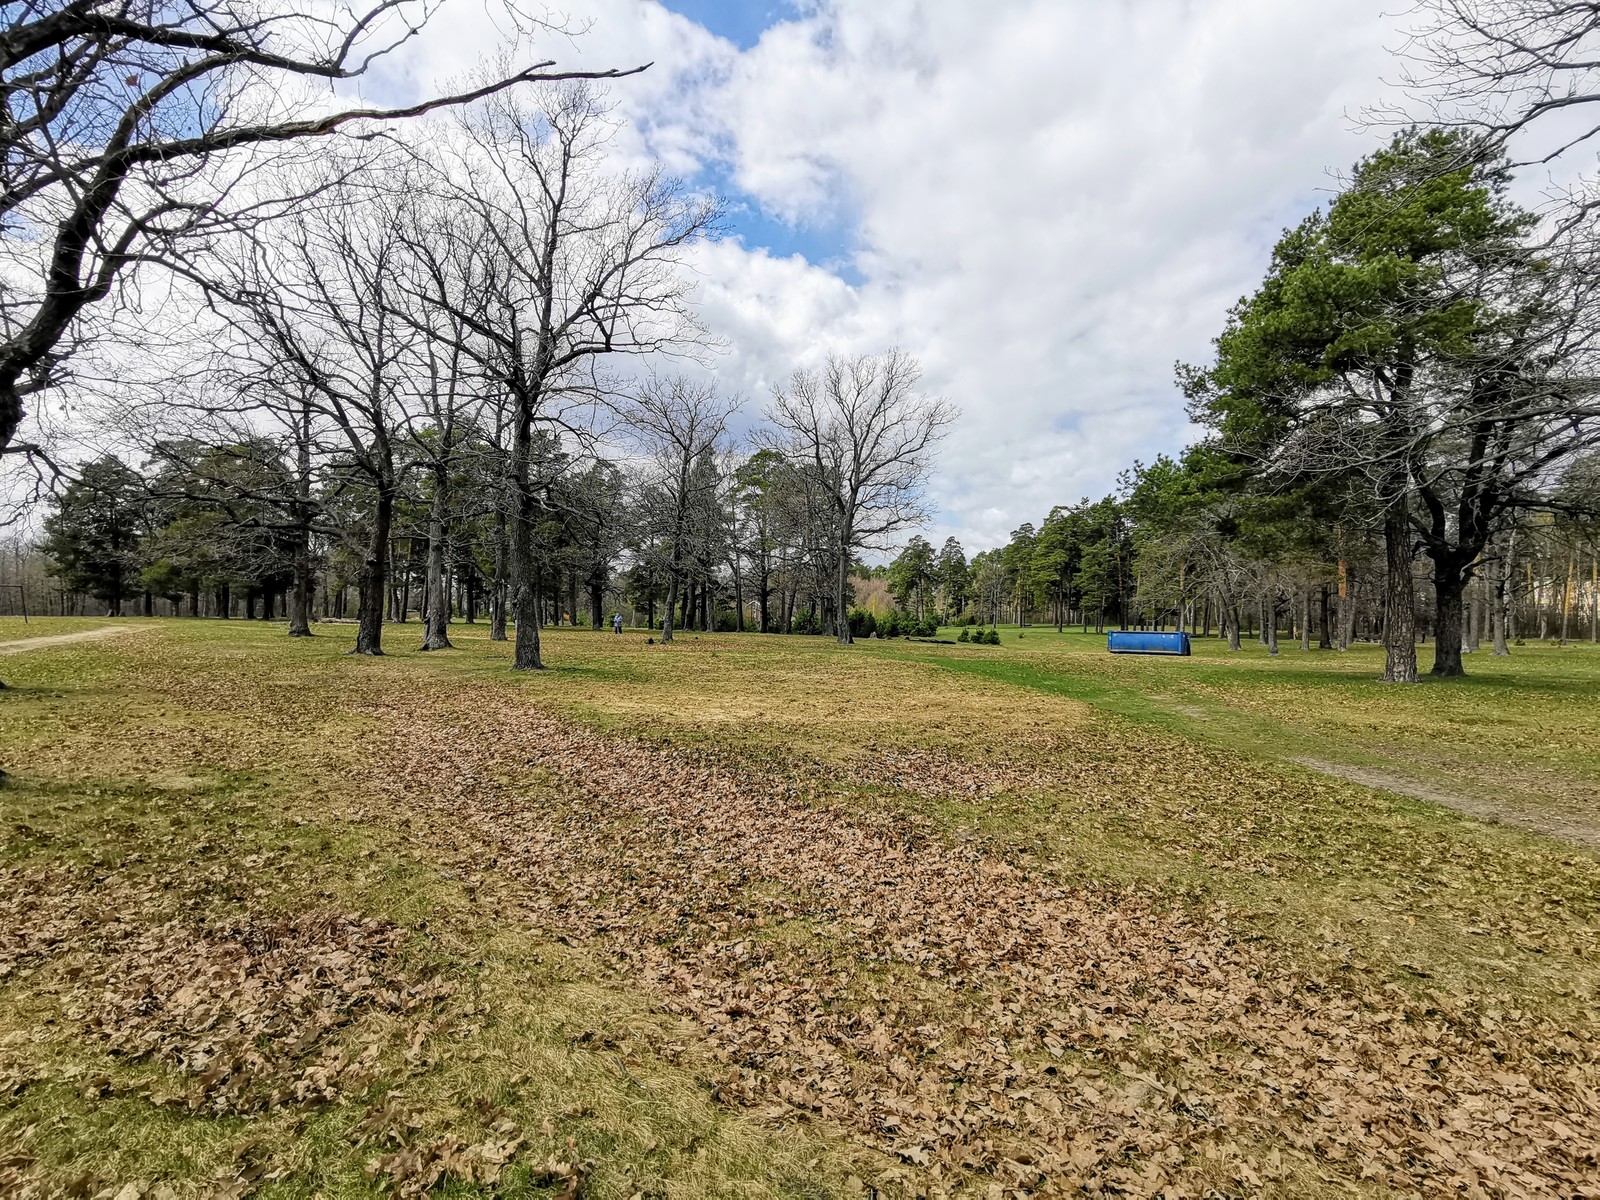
left=385, top=0, right=1584, bottom=552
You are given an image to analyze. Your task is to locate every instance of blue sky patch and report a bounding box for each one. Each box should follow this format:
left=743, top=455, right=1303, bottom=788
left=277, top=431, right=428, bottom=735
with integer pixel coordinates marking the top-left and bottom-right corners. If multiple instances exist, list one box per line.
left=656, top=0, right=798, bottom=51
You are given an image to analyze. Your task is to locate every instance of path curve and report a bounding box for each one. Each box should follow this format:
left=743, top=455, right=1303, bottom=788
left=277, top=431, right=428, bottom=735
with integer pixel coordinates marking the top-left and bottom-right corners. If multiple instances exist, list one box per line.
left=1292, top=755, right=1600, bottom=849
left=0, top=625, right=134, bottom=655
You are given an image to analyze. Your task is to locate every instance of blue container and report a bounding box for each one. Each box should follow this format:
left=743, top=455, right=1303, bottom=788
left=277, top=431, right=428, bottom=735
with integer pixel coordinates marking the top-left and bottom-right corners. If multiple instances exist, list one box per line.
left=1107, top=630, right=1191, bottom=656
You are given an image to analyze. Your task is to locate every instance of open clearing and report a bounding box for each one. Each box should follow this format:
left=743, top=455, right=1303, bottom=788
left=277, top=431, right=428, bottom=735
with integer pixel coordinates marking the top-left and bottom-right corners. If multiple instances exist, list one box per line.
left=1, top=619, right=1597, bottom=1198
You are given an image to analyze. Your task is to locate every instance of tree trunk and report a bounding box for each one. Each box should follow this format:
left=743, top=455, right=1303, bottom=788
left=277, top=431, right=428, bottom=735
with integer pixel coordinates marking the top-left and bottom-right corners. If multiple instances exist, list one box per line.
left=1382, top=506, right=1418, bottom=683
left=1429, top=562, right=1467, bottom=677
left=662, top=571, right=679, bottom=643
left=288, top=546, right=313, bottom=637
left=1227, top=604, right=1242, bottom=651
left=1558, top=553, right=1575, bottom=647
left=509, top=405, right=543, bottom=670
left=834, top=525, right=853, bottom=644
left=352, top=487, right=393, bottom=656
left=1318, top=586, right=1332, bottom=649
left=420, top=466, right=453, bottom=651
left=490, top=503, right=508, bottom=642
left=1591, top=554, right=1598, bottom=644
left=1266, top=594, right=1279, bottom=655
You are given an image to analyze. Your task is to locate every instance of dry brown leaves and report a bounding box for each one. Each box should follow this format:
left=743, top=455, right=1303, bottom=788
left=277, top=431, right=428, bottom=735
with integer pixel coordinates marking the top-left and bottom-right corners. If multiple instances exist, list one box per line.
left=0, top=861, right=435, bottom=1117
left=360, top=1118, right=535, bottom=1197
left=856, top=745, right=1050, bottom=801
left=361, top=684, right=1599, bottom=1198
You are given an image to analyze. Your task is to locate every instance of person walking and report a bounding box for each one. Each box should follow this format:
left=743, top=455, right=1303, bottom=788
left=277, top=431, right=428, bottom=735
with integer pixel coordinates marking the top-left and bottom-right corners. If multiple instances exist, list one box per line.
left=612, top=612, right=623, bottom=634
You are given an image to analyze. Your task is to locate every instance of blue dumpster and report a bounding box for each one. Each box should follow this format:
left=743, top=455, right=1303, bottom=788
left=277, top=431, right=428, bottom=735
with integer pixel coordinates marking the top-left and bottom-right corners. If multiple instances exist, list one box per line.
left=1107, top=630, right=1191, bottom=656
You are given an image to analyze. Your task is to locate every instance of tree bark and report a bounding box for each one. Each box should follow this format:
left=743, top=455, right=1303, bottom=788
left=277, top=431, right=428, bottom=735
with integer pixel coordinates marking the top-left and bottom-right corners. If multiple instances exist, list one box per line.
left=1559, top=553, right=1576, bottom=647
left=1430, top=564, right=1466, bottom=677
left=834, top=521, right=853, bottom=644
left=1382, top=506, right=1418, bottom=682
left=288, top=547, right=313, bottom=637
left=420, top=465, right=453, bottom=651
left=661, top=570, right=679, bottom=643
left=490, top=503, right=508, bottom=641
left=352, top=486, right=394, bottom=656
left=509, top=395, right=543, bottom=669
left=758, top=562, right=770, bottom=633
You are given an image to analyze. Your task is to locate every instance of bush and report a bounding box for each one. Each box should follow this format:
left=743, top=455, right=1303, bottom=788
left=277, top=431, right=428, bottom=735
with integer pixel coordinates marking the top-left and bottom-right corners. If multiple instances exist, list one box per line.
left=848, top=607, right=878, bottom=638
left=957, top=627, right=970, bottom=643
left=983, top=628, right=1001, bottom=645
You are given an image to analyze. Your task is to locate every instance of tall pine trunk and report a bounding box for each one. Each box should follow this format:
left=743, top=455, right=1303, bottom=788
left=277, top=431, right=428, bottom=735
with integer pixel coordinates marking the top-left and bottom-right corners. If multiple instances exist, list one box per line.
left=1382, top=506, right=1418, bottom=682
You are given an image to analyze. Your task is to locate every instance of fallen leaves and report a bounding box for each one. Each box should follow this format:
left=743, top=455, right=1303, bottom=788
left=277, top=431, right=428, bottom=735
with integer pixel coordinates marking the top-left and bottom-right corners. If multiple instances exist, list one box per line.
left=361, top=682, right=1600, bottom=1197
left=365, top=1121, right=530, bottom=1196
left=0, top=861, right=421, bottom=1117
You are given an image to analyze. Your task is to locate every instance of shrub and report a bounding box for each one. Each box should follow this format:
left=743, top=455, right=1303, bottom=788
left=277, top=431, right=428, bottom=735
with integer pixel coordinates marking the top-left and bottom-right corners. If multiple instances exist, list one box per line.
left=984, top=628, right=1001, bottom=645
left=957, top=627, right=970, bottom=643
left=848, top=607, right=878, bottom=638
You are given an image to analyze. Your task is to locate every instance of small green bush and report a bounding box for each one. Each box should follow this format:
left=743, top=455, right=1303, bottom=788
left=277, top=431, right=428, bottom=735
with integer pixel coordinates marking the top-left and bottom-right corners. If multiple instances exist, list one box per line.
left=957, top=627, right=970, bottom=643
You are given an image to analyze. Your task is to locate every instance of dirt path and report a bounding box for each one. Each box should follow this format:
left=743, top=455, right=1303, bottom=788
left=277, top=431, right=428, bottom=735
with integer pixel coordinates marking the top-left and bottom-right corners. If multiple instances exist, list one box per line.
left=0, top=625, right=133, bottom=655
left=1292, top=755, right=1600, bottom=849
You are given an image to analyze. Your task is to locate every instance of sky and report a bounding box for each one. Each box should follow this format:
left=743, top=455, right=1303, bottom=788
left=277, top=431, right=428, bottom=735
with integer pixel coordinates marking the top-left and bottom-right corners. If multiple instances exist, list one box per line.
left=370, top=0, right=1577, bottom=554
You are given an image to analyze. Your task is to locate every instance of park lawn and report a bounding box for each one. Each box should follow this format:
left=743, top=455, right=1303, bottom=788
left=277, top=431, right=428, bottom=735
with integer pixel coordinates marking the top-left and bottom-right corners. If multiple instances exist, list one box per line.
left=1, top=618, right=1597, bottom=1197
left=903, top=625, right=1600, bottom=838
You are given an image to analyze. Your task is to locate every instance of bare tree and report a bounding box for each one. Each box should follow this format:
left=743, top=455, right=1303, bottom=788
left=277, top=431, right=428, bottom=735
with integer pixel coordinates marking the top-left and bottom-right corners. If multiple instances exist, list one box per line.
left=0, top=0, right=648, bottom=480
left=214, top=176, right=421, bottom=655
left=405, top=85, right=720, bottom=669
left=621, top=375, right=740, bottom=643
left=1395, top=1, right=1600, bottom=165
left=766, top=350, right=956, bottom=644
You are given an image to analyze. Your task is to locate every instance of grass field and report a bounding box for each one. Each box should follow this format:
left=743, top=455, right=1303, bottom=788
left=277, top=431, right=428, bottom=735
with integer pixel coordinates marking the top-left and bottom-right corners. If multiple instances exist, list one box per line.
left=1, top=617, right=1596, bottom=1197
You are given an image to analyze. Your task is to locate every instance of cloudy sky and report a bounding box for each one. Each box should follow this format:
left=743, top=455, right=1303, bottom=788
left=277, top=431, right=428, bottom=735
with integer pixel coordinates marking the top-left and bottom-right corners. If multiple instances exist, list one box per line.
left=375, top=0, right=1561, bottom=553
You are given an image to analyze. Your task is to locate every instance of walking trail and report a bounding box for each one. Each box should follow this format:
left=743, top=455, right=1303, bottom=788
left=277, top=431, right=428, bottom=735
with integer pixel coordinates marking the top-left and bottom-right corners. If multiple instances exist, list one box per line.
left=1291, top=755, right=1600, bottom=849
left=0, top=625, right=133, bottom=655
